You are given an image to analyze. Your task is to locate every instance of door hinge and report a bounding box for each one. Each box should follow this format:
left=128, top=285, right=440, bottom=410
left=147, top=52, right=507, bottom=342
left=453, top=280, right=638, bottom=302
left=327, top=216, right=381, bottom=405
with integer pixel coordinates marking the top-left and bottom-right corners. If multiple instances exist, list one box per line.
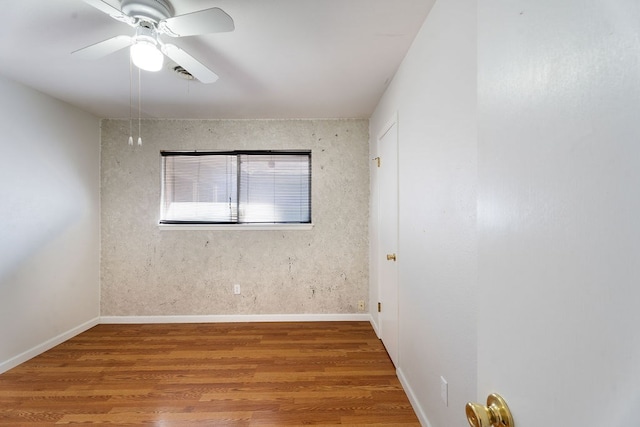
left=373, top=157, right=381, bottom=168
left=378, top=302, right=382, bottom=312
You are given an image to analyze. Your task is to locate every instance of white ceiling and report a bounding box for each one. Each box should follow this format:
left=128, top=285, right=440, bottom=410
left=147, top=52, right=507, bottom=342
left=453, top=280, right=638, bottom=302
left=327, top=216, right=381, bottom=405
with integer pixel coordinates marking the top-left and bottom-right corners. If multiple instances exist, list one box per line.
left=0, top=0, right=433, bottom=119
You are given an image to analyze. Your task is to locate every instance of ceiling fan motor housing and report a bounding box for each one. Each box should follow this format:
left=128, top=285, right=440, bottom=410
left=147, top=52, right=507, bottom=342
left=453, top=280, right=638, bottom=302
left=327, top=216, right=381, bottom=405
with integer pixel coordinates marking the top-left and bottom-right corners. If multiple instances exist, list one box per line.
left=134, top=25, right=159, bottom=44
left=121, top=0, right=174, bottom=23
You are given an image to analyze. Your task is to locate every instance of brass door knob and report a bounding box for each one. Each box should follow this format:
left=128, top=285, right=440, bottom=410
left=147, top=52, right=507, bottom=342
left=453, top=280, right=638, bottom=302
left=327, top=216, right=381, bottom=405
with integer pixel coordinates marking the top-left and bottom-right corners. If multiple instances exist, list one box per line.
left=466, top=394, right=514, bottom=427
left=386, top=253, right=396, bottom=261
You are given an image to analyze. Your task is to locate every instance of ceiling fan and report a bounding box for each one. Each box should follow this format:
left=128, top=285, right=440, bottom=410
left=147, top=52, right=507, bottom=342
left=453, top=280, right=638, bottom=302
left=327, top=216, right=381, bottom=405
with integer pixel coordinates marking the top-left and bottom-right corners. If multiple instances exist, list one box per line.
left=73, top=0, right=234, bottom=83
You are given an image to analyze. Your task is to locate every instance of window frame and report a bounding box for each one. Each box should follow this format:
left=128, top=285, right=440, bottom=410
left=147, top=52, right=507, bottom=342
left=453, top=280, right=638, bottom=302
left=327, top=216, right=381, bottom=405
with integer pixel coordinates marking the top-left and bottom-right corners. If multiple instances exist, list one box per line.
left=159, top=150, right=312, bottom=229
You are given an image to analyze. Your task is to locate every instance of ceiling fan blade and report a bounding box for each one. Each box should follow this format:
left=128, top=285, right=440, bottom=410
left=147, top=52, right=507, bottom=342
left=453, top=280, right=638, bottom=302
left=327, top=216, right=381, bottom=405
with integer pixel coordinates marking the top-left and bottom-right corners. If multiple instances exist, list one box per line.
left=159, top=8, right=234, bottom=37
left=162, top=44, right=219, bottom=83
left=82, top=0, right=135, bottom=25
left=72, top=35, right=133, bottom=60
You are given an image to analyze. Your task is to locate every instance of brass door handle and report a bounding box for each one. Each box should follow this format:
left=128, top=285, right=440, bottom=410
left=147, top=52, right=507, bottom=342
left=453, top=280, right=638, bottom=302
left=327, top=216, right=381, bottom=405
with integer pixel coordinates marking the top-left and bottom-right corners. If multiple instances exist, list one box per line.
left=466, top=394, right=514, bottom=427
left=386, top=253, right=396, bottom=261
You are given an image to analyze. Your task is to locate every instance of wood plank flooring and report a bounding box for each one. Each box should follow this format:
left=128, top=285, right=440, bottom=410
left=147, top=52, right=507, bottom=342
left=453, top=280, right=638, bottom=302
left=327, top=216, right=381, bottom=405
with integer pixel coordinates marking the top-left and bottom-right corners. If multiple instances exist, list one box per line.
left=0, top=322, right=420, bottom=426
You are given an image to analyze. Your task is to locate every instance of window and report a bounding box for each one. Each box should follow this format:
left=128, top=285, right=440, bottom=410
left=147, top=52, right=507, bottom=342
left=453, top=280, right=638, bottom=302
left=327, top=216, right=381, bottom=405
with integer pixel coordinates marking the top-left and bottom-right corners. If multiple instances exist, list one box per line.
left=160, top=151, right=311, bottom=225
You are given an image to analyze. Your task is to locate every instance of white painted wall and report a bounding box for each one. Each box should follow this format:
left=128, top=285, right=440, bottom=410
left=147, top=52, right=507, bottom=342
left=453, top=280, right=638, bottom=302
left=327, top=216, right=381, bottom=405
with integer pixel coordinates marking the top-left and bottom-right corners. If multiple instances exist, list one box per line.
left=371, top=0, right=640, bottom=424
left=477, top=0, right=640, bottom=424
left=0, top=74, right=100, bottom=373
left=370, top=0, right=477, bottom=425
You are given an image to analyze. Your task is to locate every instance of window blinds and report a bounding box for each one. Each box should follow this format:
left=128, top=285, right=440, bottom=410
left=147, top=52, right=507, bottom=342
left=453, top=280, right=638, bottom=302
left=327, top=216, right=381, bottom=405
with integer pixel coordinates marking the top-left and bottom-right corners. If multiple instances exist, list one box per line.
left=160, top=151, right=311, bottom=224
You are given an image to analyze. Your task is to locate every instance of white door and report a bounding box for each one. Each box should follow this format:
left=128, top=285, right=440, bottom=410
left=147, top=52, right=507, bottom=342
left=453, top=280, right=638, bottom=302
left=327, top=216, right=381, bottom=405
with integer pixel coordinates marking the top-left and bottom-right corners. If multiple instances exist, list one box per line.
left=378, top=118, right=399, bottom=367
left=477, top=0, right=640, bottom=424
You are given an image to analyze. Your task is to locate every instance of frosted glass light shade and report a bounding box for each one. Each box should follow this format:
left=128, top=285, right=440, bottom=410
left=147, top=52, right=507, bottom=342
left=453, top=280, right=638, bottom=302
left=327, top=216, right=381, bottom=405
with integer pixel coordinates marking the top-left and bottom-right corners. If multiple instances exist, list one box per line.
left=131, top=41, right=163, bottom=72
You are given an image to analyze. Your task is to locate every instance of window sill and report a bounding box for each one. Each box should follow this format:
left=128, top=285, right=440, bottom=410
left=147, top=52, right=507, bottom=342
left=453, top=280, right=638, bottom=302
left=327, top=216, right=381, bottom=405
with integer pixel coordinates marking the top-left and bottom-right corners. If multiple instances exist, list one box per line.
left=158, top=223, right=314, bottom=231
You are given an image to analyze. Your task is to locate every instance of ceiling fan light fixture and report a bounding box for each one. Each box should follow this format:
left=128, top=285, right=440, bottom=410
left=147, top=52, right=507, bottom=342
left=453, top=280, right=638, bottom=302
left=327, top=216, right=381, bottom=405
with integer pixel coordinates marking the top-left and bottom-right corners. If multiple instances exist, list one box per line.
left=130, top=26, right=163, bottom=72
left=131, top=40, right=163, bottom=71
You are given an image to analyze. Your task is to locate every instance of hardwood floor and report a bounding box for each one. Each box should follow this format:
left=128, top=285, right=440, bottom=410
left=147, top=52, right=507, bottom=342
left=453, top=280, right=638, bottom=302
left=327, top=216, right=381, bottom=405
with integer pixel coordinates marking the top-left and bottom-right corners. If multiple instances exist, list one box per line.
left=0, top=322, right=420, bottom=426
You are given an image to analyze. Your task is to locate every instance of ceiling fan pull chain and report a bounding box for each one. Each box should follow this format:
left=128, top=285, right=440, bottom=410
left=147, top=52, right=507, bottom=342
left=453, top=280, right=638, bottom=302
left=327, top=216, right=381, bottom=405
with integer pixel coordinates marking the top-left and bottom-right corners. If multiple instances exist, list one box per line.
left=138, top=66, right=142, bottom=146
left=128, top=54, right=134, bottom=146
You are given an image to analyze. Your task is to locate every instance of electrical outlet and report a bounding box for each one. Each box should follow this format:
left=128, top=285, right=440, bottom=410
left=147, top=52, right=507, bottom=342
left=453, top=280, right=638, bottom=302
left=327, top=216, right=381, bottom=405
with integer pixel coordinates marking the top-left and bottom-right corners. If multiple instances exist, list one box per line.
left=233, top=284, right=241, bottom=295
left=357, top=300, right=365, bottom=311
left=440, top=376, right=448, bottom=406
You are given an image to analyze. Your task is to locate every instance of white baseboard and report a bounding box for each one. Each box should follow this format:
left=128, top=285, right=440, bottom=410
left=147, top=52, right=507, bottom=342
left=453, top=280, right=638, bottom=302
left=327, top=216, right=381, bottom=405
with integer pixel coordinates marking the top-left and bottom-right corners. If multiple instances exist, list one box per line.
left=0, top=317, right=100, bottom=374
left=370, top=317, right=381, bottom=338
left=397, top=367, right=433, bottom=427
left=100, top=313, right=373, bottom=324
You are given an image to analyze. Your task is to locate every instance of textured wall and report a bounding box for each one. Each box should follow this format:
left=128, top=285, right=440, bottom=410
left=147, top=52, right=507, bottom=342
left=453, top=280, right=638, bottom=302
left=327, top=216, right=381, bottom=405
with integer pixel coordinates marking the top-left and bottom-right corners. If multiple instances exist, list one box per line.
left=101, top=119, right=369, bottom=316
